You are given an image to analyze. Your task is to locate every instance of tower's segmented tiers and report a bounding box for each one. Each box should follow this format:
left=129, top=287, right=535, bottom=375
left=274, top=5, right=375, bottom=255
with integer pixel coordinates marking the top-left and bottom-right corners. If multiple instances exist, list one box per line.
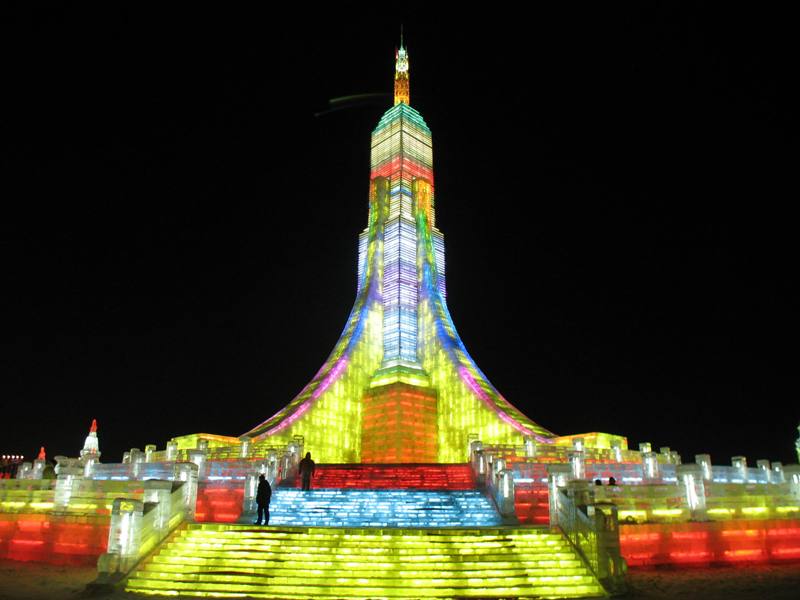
left=245, top=43, right=554, bottom=462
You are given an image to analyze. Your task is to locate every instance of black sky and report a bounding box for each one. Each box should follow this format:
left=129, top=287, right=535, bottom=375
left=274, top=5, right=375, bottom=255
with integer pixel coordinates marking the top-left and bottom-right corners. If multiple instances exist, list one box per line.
left=1, top=5, right=796, bottom=466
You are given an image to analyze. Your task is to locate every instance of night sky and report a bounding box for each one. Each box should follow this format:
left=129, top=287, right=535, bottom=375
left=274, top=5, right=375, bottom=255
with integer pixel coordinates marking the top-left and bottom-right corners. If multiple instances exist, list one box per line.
left=2, top=6, right=795, bottom=467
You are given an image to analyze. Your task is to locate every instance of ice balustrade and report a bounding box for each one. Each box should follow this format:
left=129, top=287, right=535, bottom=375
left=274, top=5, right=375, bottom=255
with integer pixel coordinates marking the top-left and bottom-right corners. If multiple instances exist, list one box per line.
left=0, top=478, right=160, bottom=517
left=567, top=465, right=800, bottom=525
left=96, top=478, right=196, bottom=582
left=554, top=480, right=627, bottom=595
left=149, top=435, right=304, bottom=464
left=474, top=442, right=642, bottom=465
left=472, top=439, right=799, bottom=526
left=0, top=474, right=197, bottom=565
left=468, top=441, right=520, bottom=519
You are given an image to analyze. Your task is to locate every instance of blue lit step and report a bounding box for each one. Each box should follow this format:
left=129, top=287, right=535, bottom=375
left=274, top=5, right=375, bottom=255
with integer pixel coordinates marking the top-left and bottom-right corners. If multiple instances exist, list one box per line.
left=262, top=489, right=502, bottom=527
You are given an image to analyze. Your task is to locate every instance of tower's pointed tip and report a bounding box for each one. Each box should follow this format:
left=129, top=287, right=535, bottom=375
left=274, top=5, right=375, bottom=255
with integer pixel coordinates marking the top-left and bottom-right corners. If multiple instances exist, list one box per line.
left=393, top=30, right=410, bottom=106
left=37, top=446, right=46, bottom=460
left=90, top=419, right=97, bottom=433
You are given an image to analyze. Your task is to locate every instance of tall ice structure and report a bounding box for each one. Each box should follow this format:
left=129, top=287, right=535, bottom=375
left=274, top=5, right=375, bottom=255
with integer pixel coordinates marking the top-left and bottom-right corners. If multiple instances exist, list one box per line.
left=243, top=44, right=555, bottom=462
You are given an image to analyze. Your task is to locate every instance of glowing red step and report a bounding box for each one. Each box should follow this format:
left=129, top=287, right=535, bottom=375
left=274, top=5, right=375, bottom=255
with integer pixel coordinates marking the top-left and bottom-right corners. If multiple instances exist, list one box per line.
left=288, top=463, right=476, bottom=490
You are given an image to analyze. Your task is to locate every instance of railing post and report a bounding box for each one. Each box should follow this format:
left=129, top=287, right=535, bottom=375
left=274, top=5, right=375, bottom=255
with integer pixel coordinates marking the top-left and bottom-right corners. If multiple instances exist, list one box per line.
left=756, top=459, right=772, bottom=483
left=129, top=449, right=144, bottom=479
left=677, top=463, right=706, bottom=520
left=54, top=472, right=81, bottom=511
left=172, top=462, right=198, bottom=520
left=643, top=451, right=660, bottom=482
left=470, top=441, right=485, bottom=486
left=143, top=480, right=172, bottom=534
left=611, top=440, right=623, bottom=463
left=165, top=441, right=178, bottom=462
left=187, top=449, right=207, bottom=482
left=523, top=436, right=536, bottom=458
left=784, top=465, right=800, bottom=500
left=107, top=498, right=144, bottom=572
left=497, top=468, right=516, bottom=517
left=695, top=454, right=712, bottom=481
left=772, top=462, right=785, bottom=484
left=239, top=436, right=252, bottom=459
left=243, top=472, right=258, bottom=520
left=266, top=452, right=278, bottom=484
left=546, top=464, right=572, bottom=527
left=569, top=450, right=586, bottom=481
left=32, top=459, right=46, bottom=479
left=732, top=456, right=748, bottom=482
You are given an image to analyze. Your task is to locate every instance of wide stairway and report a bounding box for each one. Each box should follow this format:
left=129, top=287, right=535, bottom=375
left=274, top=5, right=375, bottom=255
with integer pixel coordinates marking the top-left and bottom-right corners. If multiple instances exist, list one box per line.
left=126, top=523, right=607, bottom=598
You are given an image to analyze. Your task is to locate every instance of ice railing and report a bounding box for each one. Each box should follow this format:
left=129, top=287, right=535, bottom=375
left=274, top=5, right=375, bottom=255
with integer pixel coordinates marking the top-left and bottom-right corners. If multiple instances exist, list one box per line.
left=0, top=478, right=155, bottom=516
left=469, top=441, right=516, bottom=519
left=553, top=480, right=627, bottom=595
left=470, top=440, right=626, bottom=593
left=478, top=440, right=789, bottom=485
left=95, top=476, right=197, bottom=582
left=96, top=436, right=304, bottom=486
left=142, top=434, right=305, bottom=464
left=8, top=438, right=302, bottom=540
left=594, top=467, right=800, bottom=524
left=472, top=438, right=800, bottom=525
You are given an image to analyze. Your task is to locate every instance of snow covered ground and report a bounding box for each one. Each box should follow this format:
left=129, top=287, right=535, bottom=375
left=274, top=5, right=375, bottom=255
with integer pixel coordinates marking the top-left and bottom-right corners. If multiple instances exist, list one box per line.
left=0, top=559, right=799, bottom=599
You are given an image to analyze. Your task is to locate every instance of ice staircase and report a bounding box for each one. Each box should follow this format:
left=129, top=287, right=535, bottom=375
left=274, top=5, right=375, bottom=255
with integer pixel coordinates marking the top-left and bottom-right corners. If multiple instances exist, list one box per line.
left=268, top=488, right=503, bottom=527
left=126, top=523, right=607, bottom=598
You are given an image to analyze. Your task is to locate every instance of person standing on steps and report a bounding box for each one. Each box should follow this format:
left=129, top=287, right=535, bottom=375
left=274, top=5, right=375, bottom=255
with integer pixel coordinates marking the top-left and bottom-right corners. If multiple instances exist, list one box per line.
left=254, top=474, right=272, bottom=525
left=298, top=452, right=316, bottom=491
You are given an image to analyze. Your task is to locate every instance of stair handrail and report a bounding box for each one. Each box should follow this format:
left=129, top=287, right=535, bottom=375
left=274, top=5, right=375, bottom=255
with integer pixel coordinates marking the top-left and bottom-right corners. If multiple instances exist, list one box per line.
left=93, top=469, right=198, bottom=587
left=556, top=481, right=627, bottom=595
left=470, top=442, right=515, bottom=519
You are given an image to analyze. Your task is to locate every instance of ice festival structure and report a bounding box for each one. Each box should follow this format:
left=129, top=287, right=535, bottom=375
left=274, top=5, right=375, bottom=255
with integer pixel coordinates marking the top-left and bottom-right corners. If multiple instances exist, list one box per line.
left=2, top=42, right=799, bottom=600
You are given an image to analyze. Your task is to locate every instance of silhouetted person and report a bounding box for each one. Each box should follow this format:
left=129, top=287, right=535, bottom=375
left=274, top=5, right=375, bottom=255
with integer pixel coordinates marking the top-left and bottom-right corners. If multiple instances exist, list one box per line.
left=608, top=476, right=617, bottom=486
left=594, top=479, right=602, bottom=486
left=298, top=452, right=315, bottom=491
left=254, top=474, right=271, bottom=525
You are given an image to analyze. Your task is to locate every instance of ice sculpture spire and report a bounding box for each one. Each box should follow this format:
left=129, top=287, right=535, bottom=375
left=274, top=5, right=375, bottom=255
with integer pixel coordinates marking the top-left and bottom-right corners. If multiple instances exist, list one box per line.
left=242, top=45, right=555, bottom=462
left=394, top=35, right=410, bottom=106
left=80, top=418, right=100, bottom=459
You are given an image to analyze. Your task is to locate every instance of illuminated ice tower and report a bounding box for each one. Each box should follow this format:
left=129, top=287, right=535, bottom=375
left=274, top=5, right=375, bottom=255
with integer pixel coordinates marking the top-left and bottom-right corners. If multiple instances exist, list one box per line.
left=244, top=44, right=555, bottom=462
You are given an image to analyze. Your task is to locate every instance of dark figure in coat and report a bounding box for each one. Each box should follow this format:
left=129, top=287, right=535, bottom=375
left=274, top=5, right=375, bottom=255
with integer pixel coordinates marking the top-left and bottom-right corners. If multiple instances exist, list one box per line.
left=298, top=452, right=315, bottom=491
left=254, top=474, right=272, bottom=525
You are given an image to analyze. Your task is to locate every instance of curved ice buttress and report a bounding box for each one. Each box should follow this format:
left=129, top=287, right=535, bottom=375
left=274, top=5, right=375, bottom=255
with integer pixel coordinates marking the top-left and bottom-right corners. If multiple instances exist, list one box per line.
left=243, top=191, right=385, bottom=460
left=416, top=210, right=555, bottom=455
